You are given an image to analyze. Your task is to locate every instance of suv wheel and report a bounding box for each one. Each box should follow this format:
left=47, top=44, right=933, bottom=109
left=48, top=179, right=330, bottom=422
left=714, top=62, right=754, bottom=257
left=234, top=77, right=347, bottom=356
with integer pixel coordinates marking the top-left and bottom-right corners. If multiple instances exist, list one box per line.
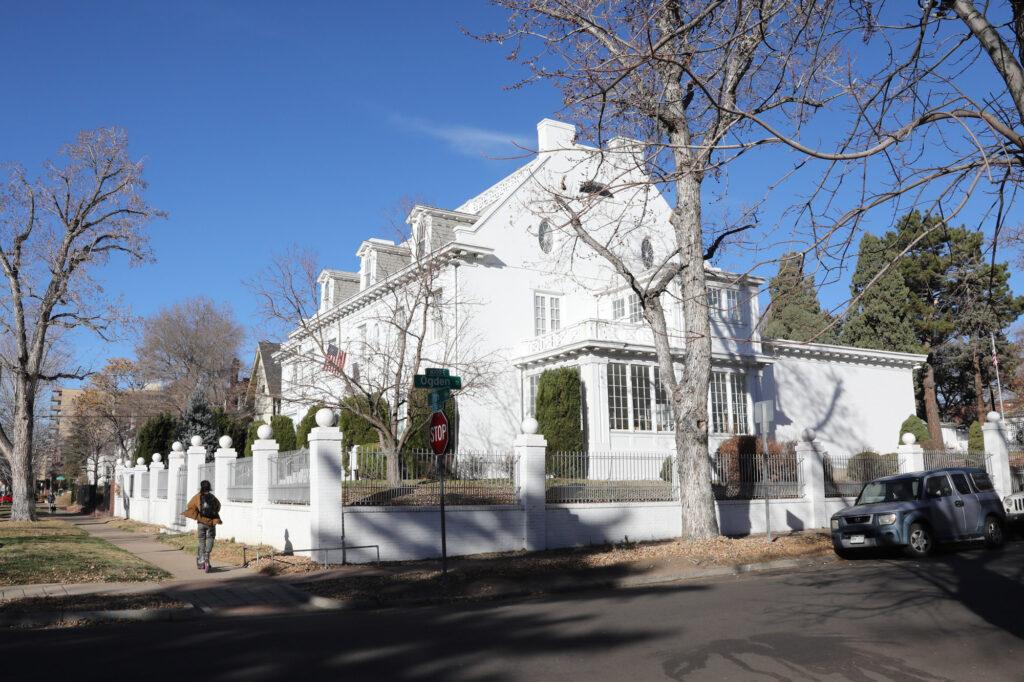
left=983, top=515, right=1005, bottom=550
left=904, top=522, right=933, bottom=558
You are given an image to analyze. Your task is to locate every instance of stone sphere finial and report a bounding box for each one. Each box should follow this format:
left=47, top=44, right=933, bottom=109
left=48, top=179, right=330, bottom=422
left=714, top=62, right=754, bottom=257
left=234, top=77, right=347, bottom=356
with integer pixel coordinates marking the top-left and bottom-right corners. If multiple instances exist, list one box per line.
left=136, top=457, right=145, bottom=466
left=152, top=453, right=162, bottom=463
left=171, top=441, right=183, bottom=452
left=219, top=435, right=233, bottom=449
left=257, top=424, right=273, bottom=440
left=190, top=435, right=203, bottom=447
left=315, top=408, right=336, bottom=428
left=901, top=432, right=917, bottom=445
left=986, top=411, right=1001, bottom=423
left=801, top=428, right=816, bottom=442
left=522, top=417, right=538, bottom=435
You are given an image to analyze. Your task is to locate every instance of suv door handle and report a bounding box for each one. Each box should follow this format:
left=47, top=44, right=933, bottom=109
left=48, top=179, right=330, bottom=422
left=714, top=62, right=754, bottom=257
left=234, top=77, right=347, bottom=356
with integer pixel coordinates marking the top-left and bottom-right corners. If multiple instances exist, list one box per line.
left=954, top=500, right=964, bottom=507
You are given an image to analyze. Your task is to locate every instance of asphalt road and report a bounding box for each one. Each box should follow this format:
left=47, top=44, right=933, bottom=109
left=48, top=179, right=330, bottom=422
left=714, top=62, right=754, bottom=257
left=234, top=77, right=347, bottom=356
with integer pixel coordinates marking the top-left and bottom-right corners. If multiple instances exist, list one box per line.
left=5, top=542, right=1024, bottom=681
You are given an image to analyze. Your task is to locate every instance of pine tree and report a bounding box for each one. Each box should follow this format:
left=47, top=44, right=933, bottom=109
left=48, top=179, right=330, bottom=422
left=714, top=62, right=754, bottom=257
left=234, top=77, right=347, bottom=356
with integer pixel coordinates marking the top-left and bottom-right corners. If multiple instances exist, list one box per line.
left=840, top=233, right=920, bottom=353
left=763, top=252, right=836, bottom=343
left=177, top=387, right=219, bottom=453
left=134, top=414, right=181, bottom=464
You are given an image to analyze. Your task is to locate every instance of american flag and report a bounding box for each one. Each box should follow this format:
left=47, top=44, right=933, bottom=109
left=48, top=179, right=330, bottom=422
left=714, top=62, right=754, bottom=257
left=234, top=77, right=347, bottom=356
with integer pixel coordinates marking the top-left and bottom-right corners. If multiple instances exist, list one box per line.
left=324, top=343, right=346, bottom=376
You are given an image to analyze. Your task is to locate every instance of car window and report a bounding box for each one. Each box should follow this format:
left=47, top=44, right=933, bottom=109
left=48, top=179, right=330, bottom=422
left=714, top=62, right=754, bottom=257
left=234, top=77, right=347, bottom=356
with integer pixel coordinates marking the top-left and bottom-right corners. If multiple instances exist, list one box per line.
left=925, top=475, right=952, bottom=498
left=856, top=478, right=920, bottom=505
left=951, top=473, right=972, bottom=495
left=971, top=472, right=994, bottom=492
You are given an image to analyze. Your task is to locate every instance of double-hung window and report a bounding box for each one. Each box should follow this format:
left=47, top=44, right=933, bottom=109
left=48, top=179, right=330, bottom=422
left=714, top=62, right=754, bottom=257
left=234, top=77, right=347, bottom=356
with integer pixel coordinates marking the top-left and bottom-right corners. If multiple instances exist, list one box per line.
left=534, top=293, right=561, bottom=336
left=612, top=294, right=643, bottom=323
left=709, top=371, right=750, bottom=435
left=707, top=286, right=740, bottom=321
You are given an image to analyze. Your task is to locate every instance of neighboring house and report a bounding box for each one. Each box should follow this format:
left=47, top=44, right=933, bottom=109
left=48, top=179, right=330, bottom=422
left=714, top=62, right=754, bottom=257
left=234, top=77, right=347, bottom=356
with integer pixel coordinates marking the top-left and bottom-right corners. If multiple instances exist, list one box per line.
left=275, top=118, right=926, bottom=457
left=246, top=341, right=283, bottom=423
left=940, top=422, right=969, bottom=453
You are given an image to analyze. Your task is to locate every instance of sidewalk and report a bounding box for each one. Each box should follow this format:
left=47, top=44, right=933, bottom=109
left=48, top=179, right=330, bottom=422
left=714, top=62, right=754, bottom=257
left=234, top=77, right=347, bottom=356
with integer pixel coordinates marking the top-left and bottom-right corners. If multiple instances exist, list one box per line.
left=1, top=515, right=338, bottom=616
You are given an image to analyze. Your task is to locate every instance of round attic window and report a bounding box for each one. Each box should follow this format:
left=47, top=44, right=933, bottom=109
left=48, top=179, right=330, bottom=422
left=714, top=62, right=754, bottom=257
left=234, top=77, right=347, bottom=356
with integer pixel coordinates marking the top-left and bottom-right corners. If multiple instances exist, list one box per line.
left=538, top=220, right=553, bottom=253
left=640, top=237, right=654, bottom=269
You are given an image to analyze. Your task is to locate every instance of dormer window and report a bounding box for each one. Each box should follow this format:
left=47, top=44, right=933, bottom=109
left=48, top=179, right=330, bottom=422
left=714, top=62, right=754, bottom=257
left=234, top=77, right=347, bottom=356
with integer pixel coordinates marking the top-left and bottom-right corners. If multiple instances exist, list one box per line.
left=580, top=180, right=614, bottom=197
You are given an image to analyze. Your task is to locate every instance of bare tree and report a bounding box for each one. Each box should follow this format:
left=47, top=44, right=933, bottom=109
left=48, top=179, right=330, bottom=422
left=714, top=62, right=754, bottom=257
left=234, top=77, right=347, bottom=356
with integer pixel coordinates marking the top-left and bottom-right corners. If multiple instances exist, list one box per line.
left=0, top=128, right=160, bottom=520
left=135, top=296, right=244, bottom=413
left=73, top=358, right=153, bottom=463
left=251, top=235, right=497, bottom=485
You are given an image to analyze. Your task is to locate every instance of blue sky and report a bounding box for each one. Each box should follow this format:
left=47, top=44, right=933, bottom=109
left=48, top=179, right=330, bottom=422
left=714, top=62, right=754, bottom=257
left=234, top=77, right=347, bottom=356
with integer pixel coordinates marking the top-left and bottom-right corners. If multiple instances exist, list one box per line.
left=0, top=2, right=1019, bottom=375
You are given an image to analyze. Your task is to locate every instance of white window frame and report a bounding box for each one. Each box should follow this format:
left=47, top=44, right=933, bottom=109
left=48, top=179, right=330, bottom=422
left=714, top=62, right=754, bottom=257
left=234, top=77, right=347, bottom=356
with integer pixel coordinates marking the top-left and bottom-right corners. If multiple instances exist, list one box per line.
left=708, top=370, right=751, bottom=435
left=612, top=297, right=625, bottom=320
left=708, top=286, right=740, bottom=321
left=534, top=292, right=562, bottom=336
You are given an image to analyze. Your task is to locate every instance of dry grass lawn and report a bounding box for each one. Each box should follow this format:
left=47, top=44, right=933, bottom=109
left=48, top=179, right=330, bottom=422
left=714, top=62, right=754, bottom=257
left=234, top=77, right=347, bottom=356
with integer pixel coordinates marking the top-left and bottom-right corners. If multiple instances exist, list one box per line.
left=0, top=520, right=169, bottom=586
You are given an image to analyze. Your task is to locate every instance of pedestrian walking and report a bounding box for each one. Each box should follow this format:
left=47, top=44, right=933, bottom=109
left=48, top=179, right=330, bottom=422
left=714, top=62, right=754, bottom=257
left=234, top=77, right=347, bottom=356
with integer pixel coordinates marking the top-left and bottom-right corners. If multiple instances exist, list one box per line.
left=46, top=491, right=56, bottom=514
left=183, top=480, right=222, bottom=572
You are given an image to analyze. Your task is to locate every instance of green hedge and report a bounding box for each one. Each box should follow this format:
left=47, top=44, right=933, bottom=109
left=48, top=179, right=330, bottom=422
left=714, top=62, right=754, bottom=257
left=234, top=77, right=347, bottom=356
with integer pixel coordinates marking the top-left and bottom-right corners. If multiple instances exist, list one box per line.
left=296, top=404, right=324, bottom=448
left=536, top=368, right=585, bottom=478
left=968, top=420, right=984, bottom=453
left=270, top=415, right=297, bottom=451
left=899, top=414, right=929, bottom=446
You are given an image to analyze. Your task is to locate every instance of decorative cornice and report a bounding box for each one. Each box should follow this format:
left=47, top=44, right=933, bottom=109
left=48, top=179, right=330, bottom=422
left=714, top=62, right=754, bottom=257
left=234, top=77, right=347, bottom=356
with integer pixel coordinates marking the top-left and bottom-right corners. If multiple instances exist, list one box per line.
left=763, top=339, right=927, bottom=369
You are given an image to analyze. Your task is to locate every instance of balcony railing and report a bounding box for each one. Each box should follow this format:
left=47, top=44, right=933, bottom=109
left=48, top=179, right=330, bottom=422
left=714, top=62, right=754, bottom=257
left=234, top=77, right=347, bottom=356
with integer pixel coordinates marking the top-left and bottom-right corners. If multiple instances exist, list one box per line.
left=521, top=319, right=658, bottom=358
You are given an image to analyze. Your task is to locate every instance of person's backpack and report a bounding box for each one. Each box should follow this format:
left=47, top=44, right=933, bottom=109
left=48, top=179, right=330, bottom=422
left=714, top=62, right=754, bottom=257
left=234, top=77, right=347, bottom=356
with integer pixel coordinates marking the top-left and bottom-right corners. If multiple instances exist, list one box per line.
left=199, top=492, right=217, bottom=519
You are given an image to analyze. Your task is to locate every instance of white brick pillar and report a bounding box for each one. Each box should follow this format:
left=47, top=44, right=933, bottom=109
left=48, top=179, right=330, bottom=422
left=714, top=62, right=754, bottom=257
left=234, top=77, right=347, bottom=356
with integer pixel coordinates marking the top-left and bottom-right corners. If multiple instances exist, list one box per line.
left=982, top=411, right=1013, bottom=498
left=185, top=436, right=207, bottom=530
left=213, top=436, right=237, bottom=502
left=308, top=408, right=343, bottom=564
left=897, top=433, right=925, bottom=473
left=796, top=428, right=827, bottom=528
left=167, top=443, right=185, bottom=527
left=148, top=454, right=165, bottom=508
left=133, top=459, right=149, bottom=522
left=251, top=424, right=277, bottom=545
left=516, top=417, right=547, bottom=551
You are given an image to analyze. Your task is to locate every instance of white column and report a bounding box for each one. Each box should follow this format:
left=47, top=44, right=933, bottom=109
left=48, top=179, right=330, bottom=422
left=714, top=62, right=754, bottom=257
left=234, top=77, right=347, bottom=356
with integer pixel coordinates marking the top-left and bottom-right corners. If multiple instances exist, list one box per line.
left=577, top=354, right=607, bottom=451
left=213, top=435, right=237, bottom=502
left=897, top=433, right=925, bottom=473
left=251, top=424, right=277, bottom=546
left=982, top=411, right=1013, bottom=498
left=185, top=436, right=207, bottom=530
left=308, top=408, right=343, bottom=564
left=148, top=454, right=165, bottom=511
left=113, top=462, right=125, bottom=517
left=167, top=442, right=185, bottom=527
left=796, top=428, right=827, bottom=528
left=133, top=459, right=149, bottom=522
left=516, top=417, right=547, bottom=551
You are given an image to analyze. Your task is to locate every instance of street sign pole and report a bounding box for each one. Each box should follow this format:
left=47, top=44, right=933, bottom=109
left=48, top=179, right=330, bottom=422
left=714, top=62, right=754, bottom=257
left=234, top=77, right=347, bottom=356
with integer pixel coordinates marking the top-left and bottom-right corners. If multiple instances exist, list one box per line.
left=438, top=452, right=447, bottom=577
left=754, top=400, right=775, bottom=543
left=429, top=408, right=450, bottom=577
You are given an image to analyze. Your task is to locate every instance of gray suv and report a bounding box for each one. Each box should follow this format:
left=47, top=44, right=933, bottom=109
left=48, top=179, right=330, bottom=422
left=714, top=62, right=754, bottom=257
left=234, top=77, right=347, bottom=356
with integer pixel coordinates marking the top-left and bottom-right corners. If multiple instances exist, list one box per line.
left=830, top=467, right=1006, bottom=558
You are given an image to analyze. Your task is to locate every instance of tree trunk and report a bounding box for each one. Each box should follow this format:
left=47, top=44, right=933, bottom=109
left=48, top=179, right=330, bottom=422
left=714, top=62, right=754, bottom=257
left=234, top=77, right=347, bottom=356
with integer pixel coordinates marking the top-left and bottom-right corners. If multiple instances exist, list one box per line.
left=670, top=172, right=720, bottom=540
left=921, top=355, right=943, bottom=449
left=385, top=446, right=401, bottom=487
left=971, top=344, right=987, bottom=424
left=9, top=382, right=37, bottom=521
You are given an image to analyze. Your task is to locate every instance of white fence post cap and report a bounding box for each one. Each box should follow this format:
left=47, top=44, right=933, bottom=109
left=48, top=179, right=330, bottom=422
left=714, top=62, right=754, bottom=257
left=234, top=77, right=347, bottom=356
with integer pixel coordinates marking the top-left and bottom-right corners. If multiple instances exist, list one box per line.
left=171, top=441, right=183, bottom=452
left=521, top=417, right=538, bottom=435
left=901, top=432, right=917, bottom=445
left=190, top=435, right=203, bottom=447
left=315, top=408, right=336, bottom=428
left=801, top=428, right=816, bottom=442
left=136, top=457, right=145, bottom=465
left=986, top=411, right=1001, bottom=423
left=152, top=453, right=162, bottom=462
left=257, top=424, right=273, bottom=439
left=219, top=435, right=232, bottom=449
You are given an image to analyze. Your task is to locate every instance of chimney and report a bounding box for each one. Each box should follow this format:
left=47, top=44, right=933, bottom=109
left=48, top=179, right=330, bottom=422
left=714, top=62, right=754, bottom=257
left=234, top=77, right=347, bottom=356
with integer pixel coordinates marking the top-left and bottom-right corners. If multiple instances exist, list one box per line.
left=537, top=118, right=576, bottom=153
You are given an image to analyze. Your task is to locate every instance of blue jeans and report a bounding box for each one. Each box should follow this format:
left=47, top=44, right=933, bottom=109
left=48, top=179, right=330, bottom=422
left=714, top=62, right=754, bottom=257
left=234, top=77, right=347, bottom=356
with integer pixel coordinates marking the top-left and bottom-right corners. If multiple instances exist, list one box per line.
left=197, top=523, right=216, bottom=564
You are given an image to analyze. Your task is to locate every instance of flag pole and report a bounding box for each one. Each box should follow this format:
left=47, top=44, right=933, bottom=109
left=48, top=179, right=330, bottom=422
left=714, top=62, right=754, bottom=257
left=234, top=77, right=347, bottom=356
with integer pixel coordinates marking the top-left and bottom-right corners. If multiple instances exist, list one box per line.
left=991, top=332, right=1006, bottom=420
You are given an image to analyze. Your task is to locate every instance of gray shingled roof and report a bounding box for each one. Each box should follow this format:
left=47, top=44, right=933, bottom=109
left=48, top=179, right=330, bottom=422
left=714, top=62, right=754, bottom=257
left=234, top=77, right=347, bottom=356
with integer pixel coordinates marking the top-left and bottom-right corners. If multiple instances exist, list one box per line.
left=257, top=340, right=281, bottom=396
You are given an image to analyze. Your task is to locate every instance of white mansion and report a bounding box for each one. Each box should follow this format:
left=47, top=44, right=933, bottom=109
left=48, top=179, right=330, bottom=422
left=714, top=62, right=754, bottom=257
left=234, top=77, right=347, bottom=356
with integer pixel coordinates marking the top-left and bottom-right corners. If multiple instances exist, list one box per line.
left=270, top=118, right=926, bottom=457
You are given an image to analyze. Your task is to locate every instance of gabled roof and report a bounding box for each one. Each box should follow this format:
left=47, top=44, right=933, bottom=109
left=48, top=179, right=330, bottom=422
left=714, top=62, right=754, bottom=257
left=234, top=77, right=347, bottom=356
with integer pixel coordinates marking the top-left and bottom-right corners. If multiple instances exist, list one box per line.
left=248, top=341, right=282, bottom=398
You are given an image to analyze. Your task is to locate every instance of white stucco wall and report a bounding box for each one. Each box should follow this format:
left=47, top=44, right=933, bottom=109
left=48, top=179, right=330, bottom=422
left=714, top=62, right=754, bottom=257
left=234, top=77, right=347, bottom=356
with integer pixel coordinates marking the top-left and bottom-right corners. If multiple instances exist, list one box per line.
left=767, top=351, right=919, bottom=456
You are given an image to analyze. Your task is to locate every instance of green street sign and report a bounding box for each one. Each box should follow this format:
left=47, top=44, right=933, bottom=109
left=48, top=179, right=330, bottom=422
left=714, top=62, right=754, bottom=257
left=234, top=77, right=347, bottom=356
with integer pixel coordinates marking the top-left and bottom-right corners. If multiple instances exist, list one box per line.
left=413, top=373, right=462, bottom=390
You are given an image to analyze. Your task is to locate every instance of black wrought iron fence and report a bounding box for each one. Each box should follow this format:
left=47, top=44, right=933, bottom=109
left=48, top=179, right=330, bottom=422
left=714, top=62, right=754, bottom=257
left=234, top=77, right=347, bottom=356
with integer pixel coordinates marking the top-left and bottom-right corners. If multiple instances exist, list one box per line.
left=544, top=451, right=677, bottom=503
left=344, top=447, right=518, bottom=506
left=710, top=451, right=803, bottom=500
left=268, top=448, right=310, bottom=505
left=227, top=457, right=253, bottom=503
left=823, top=452, right=900, bottom=498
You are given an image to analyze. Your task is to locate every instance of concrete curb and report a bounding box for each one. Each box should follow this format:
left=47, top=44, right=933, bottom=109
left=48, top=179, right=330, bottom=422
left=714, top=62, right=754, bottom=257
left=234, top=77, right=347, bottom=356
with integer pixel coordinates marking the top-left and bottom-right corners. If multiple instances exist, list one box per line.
left=0, top=606, right=203, bottom=629
left=299, top=553, right=836, bottom=610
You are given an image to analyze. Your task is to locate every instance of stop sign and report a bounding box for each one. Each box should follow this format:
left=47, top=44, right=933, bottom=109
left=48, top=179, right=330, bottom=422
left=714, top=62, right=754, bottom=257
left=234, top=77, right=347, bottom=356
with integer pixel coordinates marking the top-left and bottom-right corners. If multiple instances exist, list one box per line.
left=429, top=411, right=449, bottom=455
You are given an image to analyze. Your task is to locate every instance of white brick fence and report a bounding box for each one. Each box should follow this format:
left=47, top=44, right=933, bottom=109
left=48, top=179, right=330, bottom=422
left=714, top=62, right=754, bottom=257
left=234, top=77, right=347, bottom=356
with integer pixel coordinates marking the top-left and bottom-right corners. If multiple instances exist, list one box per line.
left=112, top=411, right=1018, bottom=564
